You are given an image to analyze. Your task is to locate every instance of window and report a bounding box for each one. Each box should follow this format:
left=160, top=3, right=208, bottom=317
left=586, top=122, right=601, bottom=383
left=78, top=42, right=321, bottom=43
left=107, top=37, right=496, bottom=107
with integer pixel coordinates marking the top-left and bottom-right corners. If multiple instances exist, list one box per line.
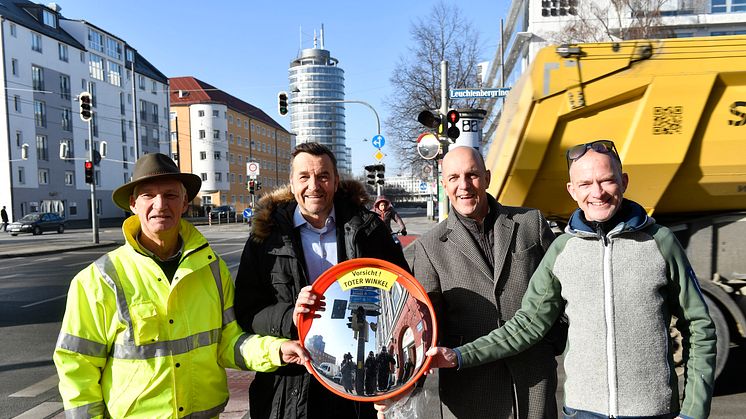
left=59, top=74, right=71, bottom=100
left=64, top=171, right=74, bottom=186
left=152, top=128, right=159, bottom=141
left=152, top=81, right=157, bottom=94
left=61, top=139, right=73, bottom=158
left=200, top=151, right=207, bottom=160
left=36, top=135, right=48, bottom=161
left=42, top=10, right=57, bottom=28
left=138, top=74, right=146, bottom=90
left=32, top=32, right=42, bottom=52
left=201, top=173, right=208, bottom=181
left=213, top=110, right=219, bottom=117
left=106, top=37, right=122, bottom=60
left=214, top=151, right=222, bottom=160
left=18, top=167, right=25, bottom=184
left=215, top=172, right=222, bottom=182
left=10, top=23, right=16, bottom=37
left=229, top=133, right=233, bottom=143
left=88, top=29, right=104, bottom=52
left=198, top=110, right=205, bottom=117
left=199, top=130, right=206, bottom=139
left=58, top=43, right=68, bottom=62
left=14, top=96, right=20, bottom=112
left=39, top=169, right=49, bottom=185
left=11, top=58, right=18, bottom=76
left=34, top=101, right=46, bottom=128
left=89, top=54, right=105, bottom=80
left=126, top=49, right=134, bottom=62
left=61, top=108, right=72, bottom=131
left=213, top=130, right=220, bottom=139
left=237, top=117, right=241, bottom=126
left=32, top=66, right=44, bottom=91
left=107, top=61, right=122, bottom=86
left=16, top=131, right=22, bottom=147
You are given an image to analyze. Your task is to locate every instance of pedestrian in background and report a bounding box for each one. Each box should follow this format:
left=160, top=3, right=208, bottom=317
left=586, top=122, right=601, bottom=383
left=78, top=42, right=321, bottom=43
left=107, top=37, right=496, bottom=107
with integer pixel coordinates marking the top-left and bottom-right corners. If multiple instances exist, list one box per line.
left=427, top=140, right=716, bottom=419
left=373, top=196, right=407, bottom=236
left=53, top=153, right=308, bottom=418
left=1, top=206, right=8, bottom=232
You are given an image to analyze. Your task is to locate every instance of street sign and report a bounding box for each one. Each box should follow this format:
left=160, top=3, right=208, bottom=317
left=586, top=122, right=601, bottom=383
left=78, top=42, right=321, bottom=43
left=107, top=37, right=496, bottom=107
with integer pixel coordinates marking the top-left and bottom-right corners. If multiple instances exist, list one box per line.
left=374, top=150, right=385, bottom=162
left=449, top=88, right=511, bottom=99
left=348, top=302, right=380, bottom=312
left=419, top=181, right=428, bottom=192
left=349, top=295, right=380, bottom=304
left=246, top=161, right=260, bottom=178
left=350, top=288, right=379, bottom=297
left=243, top=208, right=253, bottom=219
left=371, top=134, right=386, bottom=148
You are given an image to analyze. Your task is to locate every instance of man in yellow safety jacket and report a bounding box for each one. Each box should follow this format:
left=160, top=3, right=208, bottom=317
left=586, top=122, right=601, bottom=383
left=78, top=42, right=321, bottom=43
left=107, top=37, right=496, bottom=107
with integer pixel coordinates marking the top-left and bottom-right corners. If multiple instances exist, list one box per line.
left=53, top=153, right=308, bottom=418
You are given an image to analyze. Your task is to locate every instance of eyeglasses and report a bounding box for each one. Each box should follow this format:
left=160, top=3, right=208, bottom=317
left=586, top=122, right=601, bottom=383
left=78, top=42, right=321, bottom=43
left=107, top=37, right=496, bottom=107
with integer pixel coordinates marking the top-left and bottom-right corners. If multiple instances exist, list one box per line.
left=566, top=140, right=620, bottom=168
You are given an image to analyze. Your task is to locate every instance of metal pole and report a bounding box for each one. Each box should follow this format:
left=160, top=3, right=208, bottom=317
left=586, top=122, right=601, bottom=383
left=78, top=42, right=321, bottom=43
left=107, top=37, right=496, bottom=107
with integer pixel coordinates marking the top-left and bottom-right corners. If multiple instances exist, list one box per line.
left=131, top=56, right=140, bottom=158
left=88, top=83, right=99, bottom=244
left=439, top=60, right=449, bottom=222
left=291, top=98, right=380, bottom=135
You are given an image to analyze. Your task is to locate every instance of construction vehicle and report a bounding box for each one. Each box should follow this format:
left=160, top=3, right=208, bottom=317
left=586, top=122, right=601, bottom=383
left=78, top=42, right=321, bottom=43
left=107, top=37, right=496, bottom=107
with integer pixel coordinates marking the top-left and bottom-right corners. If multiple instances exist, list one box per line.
left=484, top=35, right=746, bottom=377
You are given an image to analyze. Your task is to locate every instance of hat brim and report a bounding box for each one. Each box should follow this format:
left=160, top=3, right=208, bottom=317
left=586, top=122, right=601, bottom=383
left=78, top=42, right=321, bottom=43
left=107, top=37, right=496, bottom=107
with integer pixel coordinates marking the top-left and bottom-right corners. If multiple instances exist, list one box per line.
left=112, top=172, right=202, bottom=212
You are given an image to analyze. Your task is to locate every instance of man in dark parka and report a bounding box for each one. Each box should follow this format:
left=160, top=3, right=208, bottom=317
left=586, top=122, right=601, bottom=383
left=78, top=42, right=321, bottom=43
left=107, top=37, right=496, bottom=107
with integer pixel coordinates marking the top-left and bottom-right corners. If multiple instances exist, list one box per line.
left=234, top=142, right=409, bottom=419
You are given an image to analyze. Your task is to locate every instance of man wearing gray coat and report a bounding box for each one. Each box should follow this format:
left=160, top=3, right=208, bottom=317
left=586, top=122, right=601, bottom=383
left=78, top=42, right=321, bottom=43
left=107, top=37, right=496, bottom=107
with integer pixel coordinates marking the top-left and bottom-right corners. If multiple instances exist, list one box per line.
left=412, top=146, right=564, bottom=418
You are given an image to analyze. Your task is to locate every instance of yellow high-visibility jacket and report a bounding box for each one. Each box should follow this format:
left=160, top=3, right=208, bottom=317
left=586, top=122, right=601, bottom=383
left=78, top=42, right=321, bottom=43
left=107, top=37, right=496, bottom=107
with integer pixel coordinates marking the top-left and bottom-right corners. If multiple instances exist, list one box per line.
left=54, top=216, right=288, bottom=418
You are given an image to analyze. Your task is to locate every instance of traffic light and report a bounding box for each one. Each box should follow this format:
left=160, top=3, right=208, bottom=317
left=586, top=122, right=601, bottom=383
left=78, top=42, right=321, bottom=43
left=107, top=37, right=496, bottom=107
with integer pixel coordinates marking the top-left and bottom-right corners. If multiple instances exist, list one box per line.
left=79, top=92, right=92, bottom=122
left=446, top=109, right=460, bottom=139
left=278, top=91, right=288, bottom=116
left=248, top=180, right=256, bottom=194
left=364, top=164, right=385, bottom=186
left=84, top=160, right=94, bottom=184
left=331, top=299, right=347, bottom=319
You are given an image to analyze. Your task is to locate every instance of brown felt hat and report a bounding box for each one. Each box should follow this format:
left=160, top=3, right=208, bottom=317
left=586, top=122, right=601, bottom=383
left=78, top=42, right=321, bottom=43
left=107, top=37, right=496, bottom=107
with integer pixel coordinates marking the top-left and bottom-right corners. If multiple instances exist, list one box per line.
left=112, top=153, right=201, bottom=211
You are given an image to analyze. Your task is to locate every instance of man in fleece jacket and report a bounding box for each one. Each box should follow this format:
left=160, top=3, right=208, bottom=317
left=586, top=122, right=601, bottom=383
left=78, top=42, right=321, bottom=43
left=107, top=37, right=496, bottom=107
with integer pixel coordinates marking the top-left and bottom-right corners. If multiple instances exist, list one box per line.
left=426, top=139, right=717, bottom=419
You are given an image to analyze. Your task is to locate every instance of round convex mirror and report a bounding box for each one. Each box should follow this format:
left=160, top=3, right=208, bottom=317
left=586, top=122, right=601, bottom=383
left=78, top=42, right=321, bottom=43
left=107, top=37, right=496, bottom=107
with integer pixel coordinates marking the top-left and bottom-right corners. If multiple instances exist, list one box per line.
left=297, top=258, right=438, bottom=402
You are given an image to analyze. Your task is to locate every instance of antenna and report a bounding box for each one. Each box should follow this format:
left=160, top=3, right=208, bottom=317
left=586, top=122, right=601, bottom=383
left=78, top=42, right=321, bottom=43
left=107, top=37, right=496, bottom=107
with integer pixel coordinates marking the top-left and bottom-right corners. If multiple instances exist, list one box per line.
left=321, top=23, right=325, bottom=49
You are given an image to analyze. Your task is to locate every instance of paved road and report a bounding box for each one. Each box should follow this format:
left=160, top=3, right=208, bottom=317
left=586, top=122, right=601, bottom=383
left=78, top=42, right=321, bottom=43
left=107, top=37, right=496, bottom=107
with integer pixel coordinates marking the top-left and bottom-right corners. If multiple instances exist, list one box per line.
left=1, top=210, right=744, bottom=418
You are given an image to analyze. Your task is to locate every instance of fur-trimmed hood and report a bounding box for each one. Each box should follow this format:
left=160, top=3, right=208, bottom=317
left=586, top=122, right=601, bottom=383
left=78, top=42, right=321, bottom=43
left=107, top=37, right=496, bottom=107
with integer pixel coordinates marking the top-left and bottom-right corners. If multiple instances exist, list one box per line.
left=250, top=179, right=371, bottom=242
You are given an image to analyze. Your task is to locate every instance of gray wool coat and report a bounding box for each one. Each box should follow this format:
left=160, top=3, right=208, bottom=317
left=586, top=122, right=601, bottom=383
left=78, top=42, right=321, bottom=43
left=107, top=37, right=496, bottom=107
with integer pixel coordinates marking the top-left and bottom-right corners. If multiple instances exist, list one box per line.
left=412, top=195, right=564, bottom=419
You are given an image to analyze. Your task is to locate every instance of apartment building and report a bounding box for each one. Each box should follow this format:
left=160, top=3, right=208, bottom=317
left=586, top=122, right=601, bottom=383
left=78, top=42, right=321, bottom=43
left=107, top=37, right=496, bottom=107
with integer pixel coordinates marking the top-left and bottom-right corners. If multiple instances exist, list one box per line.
left=0, top=1, right=169, bottom=222
left=169, top=76, right=293, bottom=215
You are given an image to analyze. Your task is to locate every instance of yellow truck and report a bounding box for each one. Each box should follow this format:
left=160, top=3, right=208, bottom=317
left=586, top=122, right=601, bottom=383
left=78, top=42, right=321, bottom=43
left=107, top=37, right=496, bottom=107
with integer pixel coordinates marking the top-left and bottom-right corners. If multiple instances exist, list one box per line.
left=485, top=35, right=746, bottom=377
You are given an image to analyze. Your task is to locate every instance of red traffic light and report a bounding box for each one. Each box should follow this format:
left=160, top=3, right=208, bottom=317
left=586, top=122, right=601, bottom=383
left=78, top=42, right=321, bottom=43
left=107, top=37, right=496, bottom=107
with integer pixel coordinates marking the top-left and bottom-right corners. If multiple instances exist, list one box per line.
left=84, top=160, right=94, bottom=184
left=447, top=110, right=460, bottom=123
left=84, top=161, right=93, bottom=170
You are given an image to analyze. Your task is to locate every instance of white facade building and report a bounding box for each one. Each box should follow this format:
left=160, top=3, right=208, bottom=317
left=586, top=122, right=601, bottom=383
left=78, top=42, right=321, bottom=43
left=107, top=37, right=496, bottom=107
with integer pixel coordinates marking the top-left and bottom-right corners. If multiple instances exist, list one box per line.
left=0, top=1, right=169, bottom=222
left=481, top=0, right=746, bottom=149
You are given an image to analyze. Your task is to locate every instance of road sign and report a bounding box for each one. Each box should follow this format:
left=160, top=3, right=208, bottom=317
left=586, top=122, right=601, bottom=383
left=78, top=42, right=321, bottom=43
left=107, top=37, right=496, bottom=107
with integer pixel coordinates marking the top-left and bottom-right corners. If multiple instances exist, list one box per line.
left=349, top=295, right=380, bottom=304
left=243, top=208, right=253, bottom=219
left=348, top=302, right=380, bottom=312
left=350, top=288, right=379, bottom=297
left=371, top=134, right=386, bottom=148
left=374, top=150, right=385, bottom=161
left=419, top=181, right=428, bottom=192
left=449, top=87, right=511, bottom=99
left=246, top=161, right=260, bottom=177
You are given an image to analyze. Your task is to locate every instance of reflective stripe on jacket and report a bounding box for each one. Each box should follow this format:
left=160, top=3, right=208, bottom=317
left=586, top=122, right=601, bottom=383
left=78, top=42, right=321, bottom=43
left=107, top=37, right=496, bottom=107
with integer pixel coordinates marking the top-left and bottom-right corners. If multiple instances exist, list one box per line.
left=54, top=216, right=287, bottom=418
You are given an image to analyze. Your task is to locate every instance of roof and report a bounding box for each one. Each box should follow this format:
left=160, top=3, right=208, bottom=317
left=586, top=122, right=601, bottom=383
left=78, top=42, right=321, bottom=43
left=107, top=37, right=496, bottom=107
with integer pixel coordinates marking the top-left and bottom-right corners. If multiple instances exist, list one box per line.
left=0, top=0, right=85, bottom=50
left=169, top=76, right=290, bottom=134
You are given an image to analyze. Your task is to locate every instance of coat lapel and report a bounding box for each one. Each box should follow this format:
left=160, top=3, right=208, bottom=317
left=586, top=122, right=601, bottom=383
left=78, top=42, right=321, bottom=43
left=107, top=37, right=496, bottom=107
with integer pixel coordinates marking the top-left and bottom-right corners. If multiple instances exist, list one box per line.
left=445, top=213, right=493, bottom=281
left=492, top=206, right=514, bottom=293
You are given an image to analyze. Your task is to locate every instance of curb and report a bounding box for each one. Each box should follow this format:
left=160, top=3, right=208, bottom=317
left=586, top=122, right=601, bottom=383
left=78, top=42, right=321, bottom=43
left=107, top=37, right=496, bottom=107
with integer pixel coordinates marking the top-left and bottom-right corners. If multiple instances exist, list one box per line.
left=0, top=241, right=120, bottom=259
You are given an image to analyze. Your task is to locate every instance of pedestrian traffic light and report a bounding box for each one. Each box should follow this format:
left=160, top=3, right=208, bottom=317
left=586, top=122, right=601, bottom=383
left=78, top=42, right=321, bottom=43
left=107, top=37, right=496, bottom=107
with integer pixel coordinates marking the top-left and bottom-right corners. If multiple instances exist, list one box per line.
left=79, top=92, right=92, bottom=122
left=446, top=109, right=460, bottom=139
left=248, top=179, right=255, bottom=194
left=278, top=91, right=288, bottom=116
left=84, top=160, right=94, bottom=184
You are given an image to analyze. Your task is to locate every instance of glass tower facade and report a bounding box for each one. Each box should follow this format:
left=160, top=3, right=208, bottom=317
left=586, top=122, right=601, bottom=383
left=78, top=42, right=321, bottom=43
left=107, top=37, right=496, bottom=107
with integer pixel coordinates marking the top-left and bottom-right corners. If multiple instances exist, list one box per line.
left=288, top=48, right=348, bottom=174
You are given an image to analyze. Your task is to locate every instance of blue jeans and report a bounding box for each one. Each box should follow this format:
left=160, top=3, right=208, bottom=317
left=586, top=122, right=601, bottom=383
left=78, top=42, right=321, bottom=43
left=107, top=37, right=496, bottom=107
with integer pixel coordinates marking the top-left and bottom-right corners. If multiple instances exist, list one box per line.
left=562, top=406, right=678, bottom=419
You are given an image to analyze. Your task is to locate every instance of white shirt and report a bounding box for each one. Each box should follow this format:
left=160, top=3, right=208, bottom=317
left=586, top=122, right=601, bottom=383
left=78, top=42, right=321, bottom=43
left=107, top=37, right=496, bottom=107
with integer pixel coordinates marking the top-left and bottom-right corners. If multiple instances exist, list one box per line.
left=293, top=206, right=338, bottom=283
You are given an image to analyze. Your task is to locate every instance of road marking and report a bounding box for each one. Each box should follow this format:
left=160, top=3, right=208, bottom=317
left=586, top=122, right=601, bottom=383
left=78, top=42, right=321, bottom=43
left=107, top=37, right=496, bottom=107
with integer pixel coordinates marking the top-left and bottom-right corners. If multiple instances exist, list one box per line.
left=37, top=256, right=63, bottom=262
left=11, top=402, right=63, bottom=418
left=9, top=375, right=59, bottom=397
left=63, top=261, right=91, bottom=267
left=21, top=294, right=66, bottom=308
left=218, top=248, right=243, bottom=257
left=1, top=274, right=22, bottom=279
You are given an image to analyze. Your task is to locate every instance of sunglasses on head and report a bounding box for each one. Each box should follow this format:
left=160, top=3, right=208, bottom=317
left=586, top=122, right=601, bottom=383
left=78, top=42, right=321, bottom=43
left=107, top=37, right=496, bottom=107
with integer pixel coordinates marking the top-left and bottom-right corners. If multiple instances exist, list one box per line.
left=566, top=140, right=620, bottom=168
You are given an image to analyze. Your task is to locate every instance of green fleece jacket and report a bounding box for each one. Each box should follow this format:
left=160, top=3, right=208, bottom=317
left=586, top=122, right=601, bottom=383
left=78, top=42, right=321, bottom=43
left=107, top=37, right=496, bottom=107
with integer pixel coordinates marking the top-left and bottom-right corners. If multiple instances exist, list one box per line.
left=455, top=200, right=716, bottom=419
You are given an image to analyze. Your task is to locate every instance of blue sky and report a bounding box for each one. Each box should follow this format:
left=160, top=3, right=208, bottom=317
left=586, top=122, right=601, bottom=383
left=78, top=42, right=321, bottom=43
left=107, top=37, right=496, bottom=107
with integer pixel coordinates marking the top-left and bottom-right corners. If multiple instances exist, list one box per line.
left=56, top=0, right=509, bottom=174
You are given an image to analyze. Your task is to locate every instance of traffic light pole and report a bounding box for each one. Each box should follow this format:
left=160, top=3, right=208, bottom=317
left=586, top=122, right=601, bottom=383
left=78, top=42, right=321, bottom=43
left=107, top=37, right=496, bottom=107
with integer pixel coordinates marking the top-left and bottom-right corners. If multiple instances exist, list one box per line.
left=439, top=61, right=449, bottom=222
left=86, top=83, right=99, bottom=244
left=291, top=98, right=381, bottom=136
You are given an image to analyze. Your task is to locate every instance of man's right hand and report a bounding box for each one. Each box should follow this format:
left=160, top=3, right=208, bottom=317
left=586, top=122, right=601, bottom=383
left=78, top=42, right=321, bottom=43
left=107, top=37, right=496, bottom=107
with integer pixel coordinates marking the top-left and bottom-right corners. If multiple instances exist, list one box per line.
left=424, top=346, right=458, bottom=372
left=293, top=285, right=325, bottom=327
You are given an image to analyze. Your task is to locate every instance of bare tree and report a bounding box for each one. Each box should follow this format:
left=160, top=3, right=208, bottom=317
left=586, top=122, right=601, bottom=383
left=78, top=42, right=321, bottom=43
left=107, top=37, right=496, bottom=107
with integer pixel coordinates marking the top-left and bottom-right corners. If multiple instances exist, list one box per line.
left=384, top=2, right=482, bottom=173
left=547, top=0, right=676, bottom=44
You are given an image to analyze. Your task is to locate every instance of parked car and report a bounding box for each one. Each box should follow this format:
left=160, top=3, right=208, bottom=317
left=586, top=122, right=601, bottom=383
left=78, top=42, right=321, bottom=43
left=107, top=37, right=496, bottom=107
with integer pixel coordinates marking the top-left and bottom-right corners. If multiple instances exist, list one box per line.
left=7, top=212, right=65, bottom=236
left=210, top=205, right=236, bottom=221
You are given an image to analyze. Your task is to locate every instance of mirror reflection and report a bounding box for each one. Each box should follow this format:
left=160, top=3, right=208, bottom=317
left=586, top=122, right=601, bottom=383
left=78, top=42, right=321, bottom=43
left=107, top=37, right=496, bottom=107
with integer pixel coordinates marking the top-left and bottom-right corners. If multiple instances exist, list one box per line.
left=304, top=275, right=435, bottom=399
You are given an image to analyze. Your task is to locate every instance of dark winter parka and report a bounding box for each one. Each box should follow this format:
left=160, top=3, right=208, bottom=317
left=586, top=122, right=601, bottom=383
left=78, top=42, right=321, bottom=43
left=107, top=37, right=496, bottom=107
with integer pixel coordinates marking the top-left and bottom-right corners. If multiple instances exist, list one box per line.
left=234, top=180, right=409, bottom=419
